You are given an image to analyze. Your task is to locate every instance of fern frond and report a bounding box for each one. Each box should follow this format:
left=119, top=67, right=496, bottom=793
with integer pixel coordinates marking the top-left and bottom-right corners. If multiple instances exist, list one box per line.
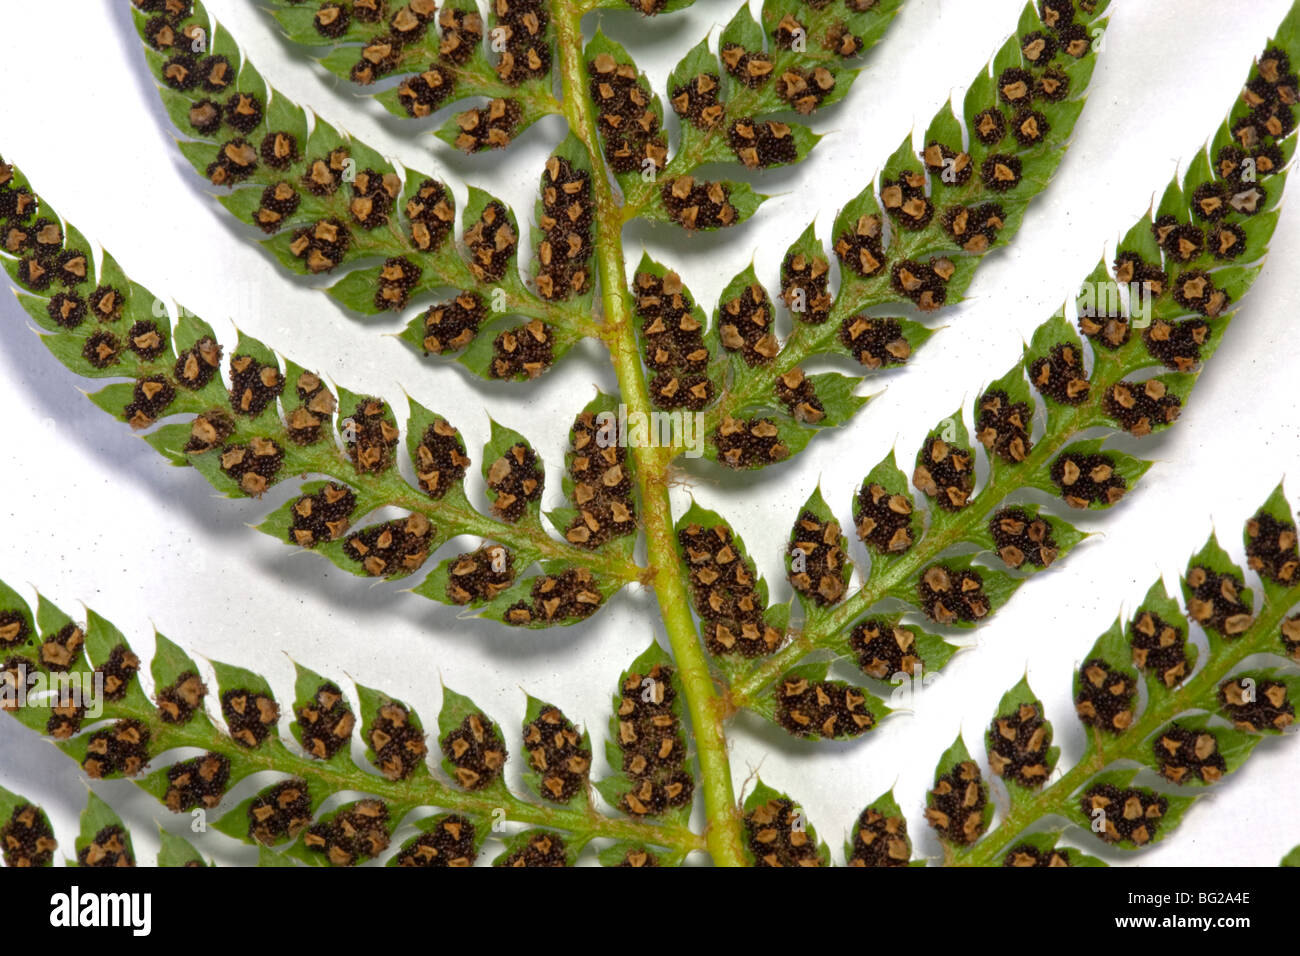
left=739, top=778, right=832, bottom=866
left=913, top=483, right=1300, bottom=865
left=656, top=0, right=1113, bottom=468
left=722, top=14, right=1299, bottom=727
left=123, top=0, right=909, bottom=334
left=124, top=1, right=1110, bottom=463
left=0, top=585, right=704, bottom=865
left=253, top=0, right=560, bottom=149
left=0, top=158, right=640, bottom=625
left=619, top=0, right=908, bottom=224
left=129, top=0, right=602, bottom=383
left=0, top=784, right=57, bottom=867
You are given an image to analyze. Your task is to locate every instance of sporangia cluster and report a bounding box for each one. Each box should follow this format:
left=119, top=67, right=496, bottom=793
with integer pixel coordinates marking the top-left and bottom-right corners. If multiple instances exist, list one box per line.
left=986, top=702, right=1054, bottom=788
left=218, top=436, right=284, bottom=497
left=913, top=434, right=975, bottom=511
left=1050, top=451, right=1126, bottom=508
left=288, top=483, right=358, bottom=550
left=445, top=544, right=516, bottom=605
left=565, top=409, right=637, bottom=549
left=1104, top=378, right=1182, bottom=436
left=395, top=814, right=476, bottom=867
left=917, top=563, right=990, bottom=625
left=414, top=418, right=470, bottom=498
left=1283, top=614, right=1300, bottom=661
left=854, top=479, right=916, bottom=554
left=503, top=567, right=604, bottom=625
left=850, top=619, right=922, bottom=680
left=487, top=441, right=543, bottom=523
left=1, top=804, right=57, bottom=868
left=39, top=623, right=84, bottom=672
left=661, top=174, right=739, bottom=230
left=787, top=510, right=848, bottom=606
left=247, top=779, right=313, bottom=845
left=454, top=97, right=525, bottom=154
left=847, top=806, right=911, bottom=867
left=1081, top=783, right=1168, bottom=846
left=0, top=609, right=28, bottom=652
left=634, top=269, right=715, bottom=413
left=1153, top=724, right=1227, bottom=784
left=614, top=664, right=695, bottom=816
left=421, top=291, right=487, bottom=355
left=491, top=318, right=555, bottom=380
left=487, top=0, right=551, bottom=86
left=782, top=248, right=832, bottom=325
left=670, top=72, right=723, bottom=131
left=713, top=414, right=789, bottom=468
left=523, top=704, right=592, bottom=802
left=1185, top=565, right=1253, bottom=637
left=1127, top=609, right=1190, bottom=692
left=774, top=674, right=875, bottom=740
left=1002, top=843, right=1073, bottom=867
left=98, top=645, right=141, bottom=703
left=498, top=830, right=567, bottom=866
left=587, top=51, right=667, bottom=175
left=1075, top=658, right=1137, bottom=733
left=1029, top=342, right=1090, bottom=406
left=295, top=682, right=356, bottom=759
left=679, top=522, right=784, bottom=658
left=164, top=752, right=230, bottom=812
left=989, top=507, right=1060, bottom=569
left=839, top=314, right=911, bottom=370
left=1218, top=676, right=1294, bottom=733
left=342, top=397, right=400, bottom=474
left=534, top=155, right=593, bottom=301
left=342, top=513, right=435, bottom=578
left=221, top=686, right=280, bottom=748
left=925, top=760, right=987, bottom=845
left=1245, top=510, right=1299, bottom=585
left=465, top=200, right=517, bottom=284
left=440, top=711, right=507, bottom=790
left=82, top=719, right=151, bottom=779
left=745, top=797, right=823, bottom=867
left=773, top=367, right=826, bottom=424
left=615, top=847, right=660, bottom=866
left=303, top=799, right=391, bottom=866
left=78, top=825, right=134, bottom=867
left=718, top=281, right=779, bottom=366
left=367, top=700, right=429, bottom=780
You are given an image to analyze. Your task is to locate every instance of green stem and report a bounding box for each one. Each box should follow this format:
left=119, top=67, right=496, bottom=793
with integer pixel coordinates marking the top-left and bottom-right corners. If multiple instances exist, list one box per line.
left=952, top=579, right=1299, bottom=866
left=552, top=0, right=748, bottom=867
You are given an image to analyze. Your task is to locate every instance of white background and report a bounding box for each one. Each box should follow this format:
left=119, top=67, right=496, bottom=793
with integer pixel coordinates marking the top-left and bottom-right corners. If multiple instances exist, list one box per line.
left=0, top=0, right=1297, bottom=866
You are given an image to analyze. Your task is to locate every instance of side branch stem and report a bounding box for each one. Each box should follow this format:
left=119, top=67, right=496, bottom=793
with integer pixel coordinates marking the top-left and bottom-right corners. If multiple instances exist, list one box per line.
left=728, top=402, right=1097, bottom=708
left=107, top=698, right=704, bottom=855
